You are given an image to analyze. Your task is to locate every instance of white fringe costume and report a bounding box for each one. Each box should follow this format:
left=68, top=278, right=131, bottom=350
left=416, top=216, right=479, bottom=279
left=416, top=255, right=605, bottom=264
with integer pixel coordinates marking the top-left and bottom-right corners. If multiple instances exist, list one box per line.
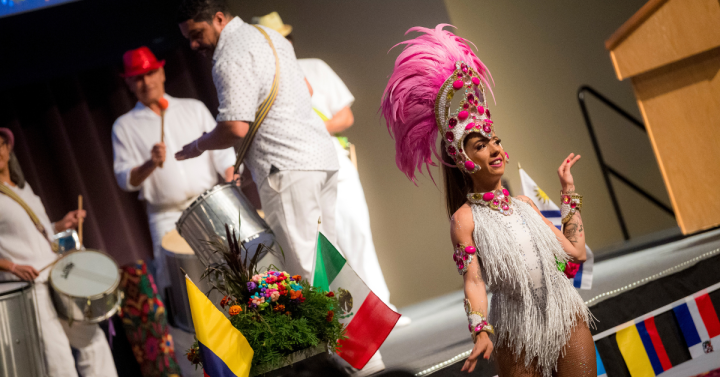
left=471, top=199, right=592, bottom=377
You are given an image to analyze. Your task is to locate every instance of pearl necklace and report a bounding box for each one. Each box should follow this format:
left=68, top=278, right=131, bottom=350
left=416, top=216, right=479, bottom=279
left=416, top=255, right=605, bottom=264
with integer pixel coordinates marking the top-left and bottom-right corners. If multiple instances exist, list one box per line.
left=467, top=188, right=513, bottom=216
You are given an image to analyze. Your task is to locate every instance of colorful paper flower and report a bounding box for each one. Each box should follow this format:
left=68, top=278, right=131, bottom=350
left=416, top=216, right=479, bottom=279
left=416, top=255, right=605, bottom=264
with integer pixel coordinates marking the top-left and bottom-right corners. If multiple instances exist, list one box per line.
left=220, top=296, right=229, bottom=308
left=326, top=292, right=335, bottom=297
left=292, top=275, right=302, bottom=282
left=247, top=282, right=257, bottom=291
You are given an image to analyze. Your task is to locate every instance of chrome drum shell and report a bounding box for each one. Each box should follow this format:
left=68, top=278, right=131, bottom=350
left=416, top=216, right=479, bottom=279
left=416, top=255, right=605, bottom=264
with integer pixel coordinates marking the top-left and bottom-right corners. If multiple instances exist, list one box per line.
left=176, top=183, right=280, bottom=269
left=0, top=282, right=45, bottom=377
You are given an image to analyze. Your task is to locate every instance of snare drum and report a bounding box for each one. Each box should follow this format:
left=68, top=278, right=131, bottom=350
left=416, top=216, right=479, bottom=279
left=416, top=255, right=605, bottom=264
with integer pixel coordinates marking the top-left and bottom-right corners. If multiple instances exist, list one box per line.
left=0, top=282, right=46, bottom=377
left=49, top=250, right=122, bottom=323
left=162, top=229, right=221, bottom=333
left=176, top=183, right=282, bottom=270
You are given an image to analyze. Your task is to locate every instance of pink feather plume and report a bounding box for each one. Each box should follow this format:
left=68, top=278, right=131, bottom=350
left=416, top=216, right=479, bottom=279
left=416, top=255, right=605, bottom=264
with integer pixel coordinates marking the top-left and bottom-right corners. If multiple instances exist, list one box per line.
left=381, top=24, right=493, bottom=184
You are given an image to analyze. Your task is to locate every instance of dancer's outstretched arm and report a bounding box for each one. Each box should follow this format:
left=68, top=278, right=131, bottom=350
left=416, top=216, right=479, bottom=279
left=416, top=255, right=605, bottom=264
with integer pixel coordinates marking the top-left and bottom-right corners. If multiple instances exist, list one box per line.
left=451, top=204, right=493, bottom=373
left=517, top=153, right=586, bottom=263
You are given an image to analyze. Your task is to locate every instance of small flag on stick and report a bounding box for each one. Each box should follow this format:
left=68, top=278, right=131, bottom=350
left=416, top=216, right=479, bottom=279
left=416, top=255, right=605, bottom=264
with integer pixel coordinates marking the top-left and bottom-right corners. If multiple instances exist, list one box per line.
left=312, top=232, right=400, bottom=369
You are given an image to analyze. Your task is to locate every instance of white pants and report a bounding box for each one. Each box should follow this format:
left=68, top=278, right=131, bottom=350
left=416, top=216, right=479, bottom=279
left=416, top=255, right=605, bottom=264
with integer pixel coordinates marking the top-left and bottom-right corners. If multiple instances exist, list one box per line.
left=147, top=209, right=185, bottom=293
left=333, top=140, right=391, bottom=305
left=35, top=284, right=117, bottom=377
left=258, top=170, right=338, bottom=278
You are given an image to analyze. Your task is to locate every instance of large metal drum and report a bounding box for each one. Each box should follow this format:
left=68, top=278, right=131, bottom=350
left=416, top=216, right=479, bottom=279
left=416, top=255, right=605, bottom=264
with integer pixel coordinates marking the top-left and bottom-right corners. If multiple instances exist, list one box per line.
left=0, top=282, right=46, bottom=377
left=49, top=250, right=122, bottom=323
left=162, top=229, right=222, bottom=333
left=176, top=183, right=281, bottom=269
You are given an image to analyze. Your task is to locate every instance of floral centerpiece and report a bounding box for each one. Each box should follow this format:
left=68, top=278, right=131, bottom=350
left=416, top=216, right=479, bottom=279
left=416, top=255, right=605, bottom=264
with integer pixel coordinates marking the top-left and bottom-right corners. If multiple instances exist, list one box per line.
left=186, top=225, right=345, bottom=374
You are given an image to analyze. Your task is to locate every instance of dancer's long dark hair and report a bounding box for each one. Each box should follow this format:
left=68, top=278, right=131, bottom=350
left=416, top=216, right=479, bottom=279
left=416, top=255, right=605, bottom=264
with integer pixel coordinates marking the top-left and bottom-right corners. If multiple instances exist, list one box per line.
left=441, top=146, right=473, bottom=218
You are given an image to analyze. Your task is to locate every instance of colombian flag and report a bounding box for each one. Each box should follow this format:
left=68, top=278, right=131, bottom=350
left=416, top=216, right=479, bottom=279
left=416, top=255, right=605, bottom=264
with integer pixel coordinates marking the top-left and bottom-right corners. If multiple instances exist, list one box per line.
left=186, top=276, right=253, bottom=377
left=617, top=317, right=673, bottom=377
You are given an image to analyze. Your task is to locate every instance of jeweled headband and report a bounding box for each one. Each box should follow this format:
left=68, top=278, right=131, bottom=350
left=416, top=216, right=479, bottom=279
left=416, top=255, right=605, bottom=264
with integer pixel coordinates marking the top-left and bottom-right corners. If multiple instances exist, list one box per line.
left=435, top=61, right=493, bottom=173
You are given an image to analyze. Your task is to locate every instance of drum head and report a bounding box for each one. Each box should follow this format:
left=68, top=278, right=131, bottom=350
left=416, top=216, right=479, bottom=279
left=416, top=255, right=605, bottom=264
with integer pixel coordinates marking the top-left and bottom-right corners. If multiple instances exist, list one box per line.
left=50, top=250, right=119, bottom=298
left=0, top=281, right=30, bottom=296
left=162, top=229, right=195, bottom=255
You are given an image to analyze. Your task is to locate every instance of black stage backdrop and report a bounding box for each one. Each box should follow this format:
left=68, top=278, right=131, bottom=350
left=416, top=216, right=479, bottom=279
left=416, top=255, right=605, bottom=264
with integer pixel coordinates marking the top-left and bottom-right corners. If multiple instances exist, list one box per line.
left=0, top=0, right=265, bottom=266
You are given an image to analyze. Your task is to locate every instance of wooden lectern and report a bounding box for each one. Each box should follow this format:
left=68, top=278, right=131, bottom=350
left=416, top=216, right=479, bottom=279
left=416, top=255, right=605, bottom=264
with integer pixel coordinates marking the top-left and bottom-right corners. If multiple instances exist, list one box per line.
left=606, top=0, right=720, bottom=235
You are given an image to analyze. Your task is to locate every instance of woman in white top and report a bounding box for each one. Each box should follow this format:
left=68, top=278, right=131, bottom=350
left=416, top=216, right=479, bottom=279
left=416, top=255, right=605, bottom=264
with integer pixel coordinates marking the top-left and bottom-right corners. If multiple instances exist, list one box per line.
left=0, top=128, right=117, bottom=377
left=381, top=26, right=595, bottom=376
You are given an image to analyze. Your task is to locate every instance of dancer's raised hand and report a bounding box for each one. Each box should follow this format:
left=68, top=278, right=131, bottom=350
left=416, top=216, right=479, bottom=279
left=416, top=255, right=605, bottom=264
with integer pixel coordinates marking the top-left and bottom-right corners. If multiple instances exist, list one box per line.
left=558, top=153, right=581, bottom=193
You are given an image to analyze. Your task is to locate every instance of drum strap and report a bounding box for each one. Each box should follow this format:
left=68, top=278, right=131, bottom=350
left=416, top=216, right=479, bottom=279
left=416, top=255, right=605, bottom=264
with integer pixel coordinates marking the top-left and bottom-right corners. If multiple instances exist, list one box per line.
left=0, top=184, right=56, bottom=251
left=233, top=25, right=281, bottom=173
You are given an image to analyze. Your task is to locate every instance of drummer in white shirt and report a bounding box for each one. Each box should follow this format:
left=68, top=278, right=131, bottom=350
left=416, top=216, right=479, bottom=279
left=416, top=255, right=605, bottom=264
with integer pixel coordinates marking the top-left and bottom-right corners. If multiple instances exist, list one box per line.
left=0, top=128, right=117, bottom=377
left=175, top=1, right=340, bottom=280
left=111, top=47, right=236, bottom=294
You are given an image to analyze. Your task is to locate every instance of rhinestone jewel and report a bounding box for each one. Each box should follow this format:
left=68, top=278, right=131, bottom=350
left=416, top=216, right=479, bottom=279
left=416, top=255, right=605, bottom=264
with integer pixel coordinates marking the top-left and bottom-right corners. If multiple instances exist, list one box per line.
left=448, top=118, right=458, bottom=128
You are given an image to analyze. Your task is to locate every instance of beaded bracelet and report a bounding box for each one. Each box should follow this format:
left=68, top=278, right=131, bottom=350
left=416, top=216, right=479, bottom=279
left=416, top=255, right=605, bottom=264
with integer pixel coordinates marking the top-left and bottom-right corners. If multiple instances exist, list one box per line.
left=561, top=193, right=583, bottom=225
left=464, top=299, right=494, bottom=342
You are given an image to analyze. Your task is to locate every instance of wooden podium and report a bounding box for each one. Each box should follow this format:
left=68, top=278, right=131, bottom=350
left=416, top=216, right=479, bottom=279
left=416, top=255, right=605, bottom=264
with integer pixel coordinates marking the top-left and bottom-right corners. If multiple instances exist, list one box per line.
left=606, top=0, right=720, bottom=235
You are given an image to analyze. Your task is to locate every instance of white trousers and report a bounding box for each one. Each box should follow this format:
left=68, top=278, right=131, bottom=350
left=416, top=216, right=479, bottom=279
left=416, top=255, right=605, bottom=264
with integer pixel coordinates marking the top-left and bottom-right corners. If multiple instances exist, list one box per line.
left=35, top=284, right=117, bottom=377
left=333, top=140, right=391, bottom=305
left=258, top=170, right=338, bottom=278
left=147, top=209, right=184, bottom=293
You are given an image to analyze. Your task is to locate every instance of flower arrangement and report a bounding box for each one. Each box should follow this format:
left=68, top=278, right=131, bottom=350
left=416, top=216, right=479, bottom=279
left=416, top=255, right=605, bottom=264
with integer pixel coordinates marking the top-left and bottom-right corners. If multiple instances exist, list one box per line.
left=186, top=225, right=345, bottom=374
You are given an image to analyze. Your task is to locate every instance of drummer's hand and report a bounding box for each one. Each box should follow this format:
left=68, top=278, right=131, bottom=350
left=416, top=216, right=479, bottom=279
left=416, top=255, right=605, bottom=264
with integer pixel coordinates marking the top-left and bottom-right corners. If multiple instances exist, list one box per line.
left=55, top=209, right=87, bottom=232
left=151, top=143, right=166, bottom=166
left=12, top=264, right=39, bottom=281
left=175, top=139, right=204, bottom=161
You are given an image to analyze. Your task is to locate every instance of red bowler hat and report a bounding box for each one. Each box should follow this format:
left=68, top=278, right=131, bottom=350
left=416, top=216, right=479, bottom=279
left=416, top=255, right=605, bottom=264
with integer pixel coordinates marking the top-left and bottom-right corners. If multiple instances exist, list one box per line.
left=121, top=46, right=166, bottom=78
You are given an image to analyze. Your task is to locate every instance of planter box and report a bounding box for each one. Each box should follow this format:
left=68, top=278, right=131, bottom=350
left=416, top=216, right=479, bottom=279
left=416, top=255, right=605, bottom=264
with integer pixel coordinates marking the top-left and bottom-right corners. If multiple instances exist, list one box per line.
left=251, top=342, right=331, bottom=377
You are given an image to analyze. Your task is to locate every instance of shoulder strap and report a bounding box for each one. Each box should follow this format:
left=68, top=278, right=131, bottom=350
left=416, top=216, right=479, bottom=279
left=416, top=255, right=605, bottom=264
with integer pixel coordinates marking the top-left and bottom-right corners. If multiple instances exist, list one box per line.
left=0, top=184, right=53, bottom=245
left=233, top=25, right=281, bottom=172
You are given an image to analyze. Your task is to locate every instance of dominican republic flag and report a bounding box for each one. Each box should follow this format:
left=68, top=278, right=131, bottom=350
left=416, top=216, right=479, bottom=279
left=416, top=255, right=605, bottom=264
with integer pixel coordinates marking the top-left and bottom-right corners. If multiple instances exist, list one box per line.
left=312, top=232, right=401, bottom=369
left=673, top=292, right=720, bottom=359
left=186, top=276, right=253, bottom=377
left=519, top=166, right=594, bottom=289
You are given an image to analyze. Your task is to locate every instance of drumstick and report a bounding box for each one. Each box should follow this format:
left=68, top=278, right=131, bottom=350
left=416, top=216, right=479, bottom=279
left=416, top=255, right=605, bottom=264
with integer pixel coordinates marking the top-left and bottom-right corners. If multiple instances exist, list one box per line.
left=158, top=98, right=169, bottom=168
left=37, top=249, right=78, bottom=274
left=78, top=195, right=83, bottom=247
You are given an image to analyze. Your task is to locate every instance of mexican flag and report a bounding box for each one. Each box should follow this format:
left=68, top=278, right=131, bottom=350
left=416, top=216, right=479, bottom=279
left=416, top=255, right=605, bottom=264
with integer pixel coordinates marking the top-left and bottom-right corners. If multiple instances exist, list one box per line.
left=312, top=232, right=401, bottom=369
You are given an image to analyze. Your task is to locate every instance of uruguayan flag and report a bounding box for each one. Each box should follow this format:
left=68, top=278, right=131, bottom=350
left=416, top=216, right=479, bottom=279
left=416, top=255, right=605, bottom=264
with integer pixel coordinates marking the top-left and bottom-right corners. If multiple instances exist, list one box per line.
left=519, top=166, right=594, bottom=290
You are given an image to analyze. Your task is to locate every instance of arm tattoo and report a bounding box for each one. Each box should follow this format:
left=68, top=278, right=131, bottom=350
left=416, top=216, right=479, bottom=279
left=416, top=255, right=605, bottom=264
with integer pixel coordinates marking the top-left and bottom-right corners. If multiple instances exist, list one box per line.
left=564, top=220, right=579, bottom=244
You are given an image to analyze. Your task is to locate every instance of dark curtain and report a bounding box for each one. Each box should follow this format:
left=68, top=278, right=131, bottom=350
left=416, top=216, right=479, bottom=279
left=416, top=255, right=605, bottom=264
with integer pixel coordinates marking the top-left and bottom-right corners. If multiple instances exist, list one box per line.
left=0, top=0, right=263, bottom=266
left=0, top=45, right=226, bottom=266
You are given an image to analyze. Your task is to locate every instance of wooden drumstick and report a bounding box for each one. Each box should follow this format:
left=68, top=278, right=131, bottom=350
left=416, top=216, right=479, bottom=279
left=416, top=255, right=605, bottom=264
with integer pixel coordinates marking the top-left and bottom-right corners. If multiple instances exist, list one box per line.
left=158, top=97, right=169, bottom=168
left=78, top=195, right=83, bottom=247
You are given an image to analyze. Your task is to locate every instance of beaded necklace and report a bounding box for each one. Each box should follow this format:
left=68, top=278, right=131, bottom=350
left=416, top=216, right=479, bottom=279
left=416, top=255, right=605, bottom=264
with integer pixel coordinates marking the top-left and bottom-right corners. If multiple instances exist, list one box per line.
left=467, top=188, right=513, bottom=216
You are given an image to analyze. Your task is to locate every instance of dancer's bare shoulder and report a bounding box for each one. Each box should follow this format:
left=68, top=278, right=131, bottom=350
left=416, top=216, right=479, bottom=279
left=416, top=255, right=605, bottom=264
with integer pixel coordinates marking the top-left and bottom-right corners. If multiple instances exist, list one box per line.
left=450, top=203, right=475, bottom=241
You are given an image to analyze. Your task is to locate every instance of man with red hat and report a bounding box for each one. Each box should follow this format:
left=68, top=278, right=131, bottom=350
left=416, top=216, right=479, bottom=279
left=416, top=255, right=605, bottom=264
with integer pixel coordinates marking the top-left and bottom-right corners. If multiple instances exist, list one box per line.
left=112, top=46, right=236, bottom=293
left=0, top=128, right=117, bottom=377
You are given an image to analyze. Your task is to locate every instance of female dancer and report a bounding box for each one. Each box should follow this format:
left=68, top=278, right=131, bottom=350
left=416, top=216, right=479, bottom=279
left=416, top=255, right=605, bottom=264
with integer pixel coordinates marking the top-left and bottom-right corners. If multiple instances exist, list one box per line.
left=381, top=25, right=595, bottom=376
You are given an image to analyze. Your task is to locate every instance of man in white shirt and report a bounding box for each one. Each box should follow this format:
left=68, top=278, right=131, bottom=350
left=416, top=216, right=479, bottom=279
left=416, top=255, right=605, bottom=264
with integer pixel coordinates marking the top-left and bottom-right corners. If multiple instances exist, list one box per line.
left=111, top=47, right=235, bottom=292
left=0, top=128, right=117, bottom=377
left=175, top=0, right=340, bottom=279
left=256, top=12, right=412, bottom=325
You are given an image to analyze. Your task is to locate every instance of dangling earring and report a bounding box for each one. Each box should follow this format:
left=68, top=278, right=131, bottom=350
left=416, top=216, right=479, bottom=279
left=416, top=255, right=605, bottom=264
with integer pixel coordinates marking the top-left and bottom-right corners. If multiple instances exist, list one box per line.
left=504, top=151, right=510, bottom=162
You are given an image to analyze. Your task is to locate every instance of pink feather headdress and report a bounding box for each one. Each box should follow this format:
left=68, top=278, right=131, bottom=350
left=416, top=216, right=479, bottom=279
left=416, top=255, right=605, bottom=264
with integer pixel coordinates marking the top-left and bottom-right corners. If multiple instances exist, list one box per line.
left=381, top=24, right=493, bottom=183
